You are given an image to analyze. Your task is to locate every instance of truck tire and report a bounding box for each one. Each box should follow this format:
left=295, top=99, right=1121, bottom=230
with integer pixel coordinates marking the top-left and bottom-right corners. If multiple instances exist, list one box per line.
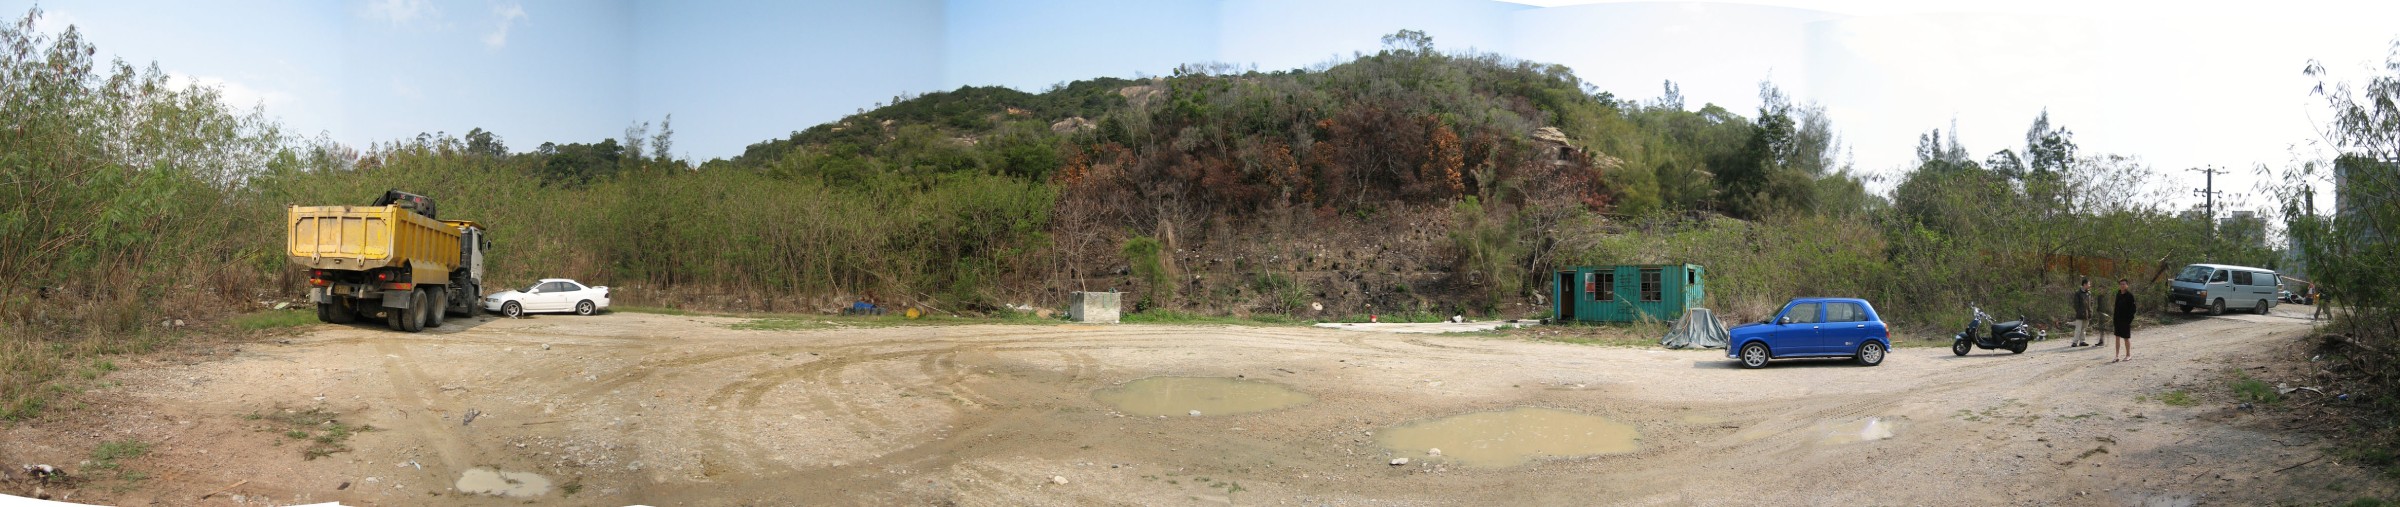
left=387, top=297, right=410, bottom=331
left=445, top=284, right=476, bottom=317
left=429, top=289, right=448, bottom=328
left=318, top=301, right=355, bottom=324
left=392, top=290, right=428, bottom=333
left=410, top=289, right=432, bottom=332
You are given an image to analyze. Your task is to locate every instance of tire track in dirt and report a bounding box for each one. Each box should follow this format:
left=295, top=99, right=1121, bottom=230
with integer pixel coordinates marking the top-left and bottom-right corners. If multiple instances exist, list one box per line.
left=1404, top=337, right=1502, bottom=353
left=368, top=340, right=482, bottom=475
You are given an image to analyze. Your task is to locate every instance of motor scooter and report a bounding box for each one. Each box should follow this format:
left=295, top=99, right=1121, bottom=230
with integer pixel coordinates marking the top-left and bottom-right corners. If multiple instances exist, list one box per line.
left=1952, top=303, right=2033, bottom=355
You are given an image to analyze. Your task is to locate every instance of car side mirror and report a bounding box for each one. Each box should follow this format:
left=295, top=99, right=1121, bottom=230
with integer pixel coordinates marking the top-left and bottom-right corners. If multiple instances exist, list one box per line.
left=1776, top=316, right=1790, bottom=325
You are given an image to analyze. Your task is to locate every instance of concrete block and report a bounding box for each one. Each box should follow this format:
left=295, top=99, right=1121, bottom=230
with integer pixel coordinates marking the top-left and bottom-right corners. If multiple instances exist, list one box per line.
left=1069, top=291, right=1121, bottom=323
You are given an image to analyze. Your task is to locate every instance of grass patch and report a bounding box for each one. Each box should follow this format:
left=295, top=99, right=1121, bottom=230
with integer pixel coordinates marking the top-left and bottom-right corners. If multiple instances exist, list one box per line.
left=2232, top=376, right=2281, bottom=405
left=1512, top=322, right=1667, bottom=347
left=2, top=327, right=176, bottom=421
left=2158, top=390, right=2198, bottom=407
left=2342, top=498, right=2391, bottom=507
left=250, top=407, right=372, bottom=460
left=1122, top=310, right=1301, bottom=326
left=561, top=476, right=584, bottom=496
left=611, top=305, right=696, bottom=316
left=87, top=439, right=151, bottom=484
left=229, top=309, right=317, bottom=330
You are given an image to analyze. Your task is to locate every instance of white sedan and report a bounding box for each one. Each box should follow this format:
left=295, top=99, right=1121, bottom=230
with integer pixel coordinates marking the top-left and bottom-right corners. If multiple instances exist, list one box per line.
left=484, top=278, right=611, bottom=317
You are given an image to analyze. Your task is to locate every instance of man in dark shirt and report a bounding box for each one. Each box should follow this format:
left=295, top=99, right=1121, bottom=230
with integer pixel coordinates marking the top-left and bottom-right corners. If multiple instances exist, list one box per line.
left=2071, top=278, right=2094, bottom=347
left=2112, top=278, right=2136, bottom=362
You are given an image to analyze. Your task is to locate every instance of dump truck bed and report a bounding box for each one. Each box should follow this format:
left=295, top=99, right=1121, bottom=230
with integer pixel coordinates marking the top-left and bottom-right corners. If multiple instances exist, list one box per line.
left=287, top=205, right=460, bottom=278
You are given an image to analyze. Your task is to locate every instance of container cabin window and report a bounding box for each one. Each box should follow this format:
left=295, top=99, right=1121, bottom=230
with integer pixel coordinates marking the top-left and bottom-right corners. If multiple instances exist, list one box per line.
left=1597, top=272, right=1616, bottom=301
left=1584, top=273, right=1597, bottom=300
left=1640, top=268, right=1662, bottom=302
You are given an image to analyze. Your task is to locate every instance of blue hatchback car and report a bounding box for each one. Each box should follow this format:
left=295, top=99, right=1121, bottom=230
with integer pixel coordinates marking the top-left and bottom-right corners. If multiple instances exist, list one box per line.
left=1727, top=297, right=1890, bottom=369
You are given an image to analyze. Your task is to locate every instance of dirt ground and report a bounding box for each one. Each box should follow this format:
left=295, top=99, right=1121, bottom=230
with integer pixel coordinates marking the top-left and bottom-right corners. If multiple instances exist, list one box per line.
left=2, top=304, right=2393, bottom=506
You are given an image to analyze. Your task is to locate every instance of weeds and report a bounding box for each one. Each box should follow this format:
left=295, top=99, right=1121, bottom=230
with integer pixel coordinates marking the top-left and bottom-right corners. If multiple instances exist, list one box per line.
left=230, top=310, right=318, bottom=330
left=250, top=407, right=372, bottom=460
left=1121, top=310, right=1300, bottom=326
left=2231, top=376, right=2281, bottom=405
left=87, top=439, right=150, bottom=484
left=2158, top=390, right=2197, bottom=407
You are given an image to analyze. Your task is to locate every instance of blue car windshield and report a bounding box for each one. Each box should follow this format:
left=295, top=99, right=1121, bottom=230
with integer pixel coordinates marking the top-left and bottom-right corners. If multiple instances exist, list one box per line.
left=2174, top=265, right=2213, bottom=283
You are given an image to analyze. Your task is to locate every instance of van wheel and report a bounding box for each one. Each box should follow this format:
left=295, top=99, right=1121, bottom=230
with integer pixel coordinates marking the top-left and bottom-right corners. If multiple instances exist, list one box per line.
left=2211, top=299, right=2226, bottom=316
left=2180, top=304, right=2193, bottom=314
left=2255, top=299, right=2269, bottom=315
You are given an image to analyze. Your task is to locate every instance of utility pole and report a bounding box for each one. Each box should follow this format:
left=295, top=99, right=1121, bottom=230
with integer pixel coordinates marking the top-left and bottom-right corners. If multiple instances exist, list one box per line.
left=2189, top=166, right=2226, bottom=241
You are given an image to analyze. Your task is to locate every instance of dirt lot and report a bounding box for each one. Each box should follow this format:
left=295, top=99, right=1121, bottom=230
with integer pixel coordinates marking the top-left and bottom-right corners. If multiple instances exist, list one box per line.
left=3, top=305, right=2393, bottom=506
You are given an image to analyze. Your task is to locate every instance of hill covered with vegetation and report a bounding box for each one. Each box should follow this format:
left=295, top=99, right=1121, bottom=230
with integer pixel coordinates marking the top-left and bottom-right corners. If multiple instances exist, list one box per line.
left=4, top=9, right=2375, bottom=430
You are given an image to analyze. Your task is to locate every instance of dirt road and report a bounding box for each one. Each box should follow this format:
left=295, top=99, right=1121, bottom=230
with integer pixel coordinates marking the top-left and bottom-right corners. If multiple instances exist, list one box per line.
left=4, top=305, right=2389, bottom=505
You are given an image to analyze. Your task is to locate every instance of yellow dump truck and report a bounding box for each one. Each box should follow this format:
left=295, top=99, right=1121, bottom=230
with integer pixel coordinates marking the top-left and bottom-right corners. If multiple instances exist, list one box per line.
left=288, top=190, right=489, bottom=332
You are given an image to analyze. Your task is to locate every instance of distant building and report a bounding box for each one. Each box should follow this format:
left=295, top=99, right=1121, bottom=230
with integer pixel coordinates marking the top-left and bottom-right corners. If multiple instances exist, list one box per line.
left=2336, top=155, right=2393, bottom=243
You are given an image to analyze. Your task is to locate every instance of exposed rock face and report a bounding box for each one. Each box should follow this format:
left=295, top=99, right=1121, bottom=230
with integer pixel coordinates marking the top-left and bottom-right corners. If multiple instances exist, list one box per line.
left=1052, top=117, right=1096, bottom=133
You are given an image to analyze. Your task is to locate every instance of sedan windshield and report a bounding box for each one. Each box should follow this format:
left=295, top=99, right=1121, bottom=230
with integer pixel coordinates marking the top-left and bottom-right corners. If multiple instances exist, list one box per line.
left=2174, top=265, right=2214, bottom=283
left=525, top=282, right=544, bottom=292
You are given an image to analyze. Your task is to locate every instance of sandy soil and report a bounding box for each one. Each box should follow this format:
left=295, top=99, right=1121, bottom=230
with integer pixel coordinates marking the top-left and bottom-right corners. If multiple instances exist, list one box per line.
left=2, top=304, right=2392, bottom=506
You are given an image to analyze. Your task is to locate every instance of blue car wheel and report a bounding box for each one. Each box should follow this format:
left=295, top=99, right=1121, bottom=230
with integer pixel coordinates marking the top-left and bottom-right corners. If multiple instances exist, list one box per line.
left=1739, top=342, right=1770, bottom=369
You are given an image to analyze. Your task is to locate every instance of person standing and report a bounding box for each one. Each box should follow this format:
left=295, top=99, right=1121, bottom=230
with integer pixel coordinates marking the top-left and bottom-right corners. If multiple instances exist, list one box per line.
left=2312, top=283, right=2331, bottom=321
left=2070, top=278, right=2094, bottom=347
left=2112, top=278, right=2136, bottom=362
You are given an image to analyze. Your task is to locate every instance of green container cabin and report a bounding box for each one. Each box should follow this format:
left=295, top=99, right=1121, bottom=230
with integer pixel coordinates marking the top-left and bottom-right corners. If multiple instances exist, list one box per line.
left=1552, top=264, right=1706, bottom=323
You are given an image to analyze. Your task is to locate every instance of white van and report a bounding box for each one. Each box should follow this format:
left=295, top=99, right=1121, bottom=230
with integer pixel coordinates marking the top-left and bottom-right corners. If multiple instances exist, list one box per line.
left=2167, top=263, right=2280, bottom=315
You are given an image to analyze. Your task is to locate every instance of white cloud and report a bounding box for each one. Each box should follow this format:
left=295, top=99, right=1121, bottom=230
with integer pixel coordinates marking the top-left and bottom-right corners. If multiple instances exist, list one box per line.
left=366, top=0, right=436, bottom=25
left=168, top=73, right=296, bottom=111
left=483, top=3, right=528, bottom=49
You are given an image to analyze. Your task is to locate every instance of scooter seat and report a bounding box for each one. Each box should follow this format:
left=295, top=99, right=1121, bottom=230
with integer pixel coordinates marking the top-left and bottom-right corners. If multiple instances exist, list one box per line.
left=1993, top=321, right=2024, bottom=333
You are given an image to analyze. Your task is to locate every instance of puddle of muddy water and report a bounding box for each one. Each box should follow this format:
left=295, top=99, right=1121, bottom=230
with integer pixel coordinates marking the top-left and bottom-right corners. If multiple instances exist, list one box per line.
left=455, top=468, right=552, bottom=497
left=1093, top=376, right=1312, bottom=417
left=1378, top=407, right=1640, bottom=467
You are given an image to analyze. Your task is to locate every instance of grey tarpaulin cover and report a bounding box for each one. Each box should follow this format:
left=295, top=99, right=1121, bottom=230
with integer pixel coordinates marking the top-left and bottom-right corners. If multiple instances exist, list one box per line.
left=1659, top=308, right=1730, bottom=349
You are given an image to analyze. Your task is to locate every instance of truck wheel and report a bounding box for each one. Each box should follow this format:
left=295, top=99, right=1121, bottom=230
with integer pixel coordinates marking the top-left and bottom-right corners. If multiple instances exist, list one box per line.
left=319, top=302, right=355, bottom=324
left=429, top=289, right=448, bottom=328
left=398, top=290, right=428, bottom=333
left=387, top=299, right=409, bottom=331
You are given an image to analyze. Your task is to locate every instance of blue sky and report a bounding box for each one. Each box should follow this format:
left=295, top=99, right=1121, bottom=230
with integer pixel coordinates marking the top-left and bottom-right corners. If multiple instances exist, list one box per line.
left=10, top=0, right=2400, bottom=212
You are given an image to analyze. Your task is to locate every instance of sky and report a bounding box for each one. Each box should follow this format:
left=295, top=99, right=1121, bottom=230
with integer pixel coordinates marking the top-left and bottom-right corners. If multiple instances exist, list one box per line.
left=9, top=0, right=2399, bottom=213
